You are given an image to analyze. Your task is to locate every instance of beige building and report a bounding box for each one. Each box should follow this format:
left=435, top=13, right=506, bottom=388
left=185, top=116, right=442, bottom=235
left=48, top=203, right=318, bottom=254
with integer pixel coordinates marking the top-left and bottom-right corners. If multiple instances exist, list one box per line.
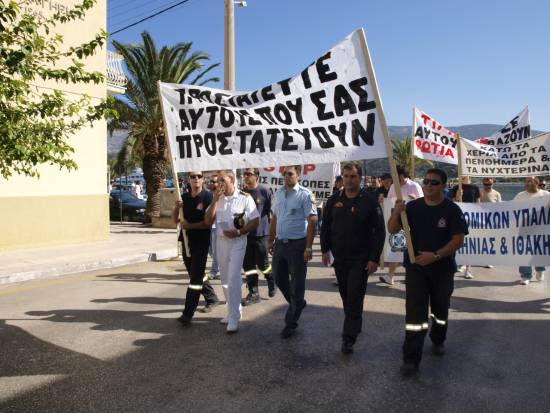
left=0, top=1, right=125, bottom=250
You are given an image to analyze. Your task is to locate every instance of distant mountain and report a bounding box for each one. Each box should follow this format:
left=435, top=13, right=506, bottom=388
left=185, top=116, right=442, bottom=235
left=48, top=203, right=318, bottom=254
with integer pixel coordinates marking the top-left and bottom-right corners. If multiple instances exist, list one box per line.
left=107, top=129, right=129, bottom=159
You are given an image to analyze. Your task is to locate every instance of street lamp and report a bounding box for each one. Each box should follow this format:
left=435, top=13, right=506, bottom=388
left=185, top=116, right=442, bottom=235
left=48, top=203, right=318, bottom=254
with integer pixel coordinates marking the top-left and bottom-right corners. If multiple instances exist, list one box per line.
left=224, top=0, right=247, bottom=91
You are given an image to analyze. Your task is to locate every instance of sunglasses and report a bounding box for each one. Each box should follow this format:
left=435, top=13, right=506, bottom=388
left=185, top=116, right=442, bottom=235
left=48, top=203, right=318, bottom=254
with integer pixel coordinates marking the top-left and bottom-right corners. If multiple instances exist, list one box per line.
left=483, top=183, right=493, bottom=186
left=422, top=179, right=442, bottom=186
left=243, top=172, right=256, bottom=177
left=189, top=174, right=203, bottom=179
left=283, top=172, right=296, bottom=177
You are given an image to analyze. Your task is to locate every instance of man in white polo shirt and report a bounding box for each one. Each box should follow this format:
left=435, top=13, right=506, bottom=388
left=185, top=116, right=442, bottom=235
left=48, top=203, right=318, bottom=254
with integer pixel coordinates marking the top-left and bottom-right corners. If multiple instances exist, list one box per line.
left=380, top=165, right=423, bottom=286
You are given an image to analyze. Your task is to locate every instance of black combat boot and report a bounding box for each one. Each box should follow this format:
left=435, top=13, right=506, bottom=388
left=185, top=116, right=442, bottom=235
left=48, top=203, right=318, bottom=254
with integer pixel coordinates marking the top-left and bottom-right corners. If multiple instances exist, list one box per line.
left=242, top=287, right=260, bottom=306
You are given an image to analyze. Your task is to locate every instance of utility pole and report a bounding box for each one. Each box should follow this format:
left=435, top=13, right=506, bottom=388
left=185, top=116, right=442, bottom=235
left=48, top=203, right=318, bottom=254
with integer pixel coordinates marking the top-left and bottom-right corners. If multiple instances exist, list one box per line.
left=224, top=0, right=246, bottom=91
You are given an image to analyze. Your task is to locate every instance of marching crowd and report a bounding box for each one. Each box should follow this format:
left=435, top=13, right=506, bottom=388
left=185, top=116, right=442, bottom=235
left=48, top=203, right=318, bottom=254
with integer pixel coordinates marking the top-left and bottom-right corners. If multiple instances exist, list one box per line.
left=172, top=165, right=548, bottom=376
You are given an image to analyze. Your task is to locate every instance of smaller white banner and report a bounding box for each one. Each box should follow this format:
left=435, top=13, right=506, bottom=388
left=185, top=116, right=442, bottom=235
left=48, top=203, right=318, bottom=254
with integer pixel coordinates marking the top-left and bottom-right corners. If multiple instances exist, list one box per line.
left=258, top=163, right=337, bottom=202
left=412, top=107, right=458, bottom=165
left=460, top=132, right=550, bottom=177
left=382, top=198, right=405, bottom=263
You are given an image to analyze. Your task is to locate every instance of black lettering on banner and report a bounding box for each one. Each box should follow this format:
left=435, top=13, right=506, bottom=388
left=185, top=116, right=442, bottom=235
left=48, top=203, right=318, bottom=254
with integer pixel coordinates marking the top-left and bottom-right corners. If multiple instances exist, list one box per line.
left=192, top=134, right=203, bottom=157
left=250, top=130, right=266, bottom=153
left=250, top=90, right=260, bottom=104
left=188, top=108, right=203, bottom=129
left=179, top=109, right=191, bottom=131
left=246, top=109, right=263, bottom=126
left=316, top=52, right=338, bottom=83
left=281, top=129, right=298, bottom=151
left=273, top=103, right=292, bottom=125
left=205, top=106, right=219, bottom=128
left=237, top=130, right=252, bottom=153
left=349, top=77, right=376, bottom=111
left=351, top=113, right=375, bottom=146
left=177, top=88, right=186, bottom=104
left=198, top=89, right=212, bottom=103
left=236, top=94, right=253, bottom=106
left=415, top=126, right=425, bottom=139
left=267, top=128, right=280, bottom=151
left=188, top=88, right=200, bottom=102
left=261, top=85, right=276, bottom=101
left=301, top=62, right=314, bottom=89
left=294, top=128, right=312, bottom=150
left=500, top=115, right=519, bottom=134
left=176, top=135, right=192, bottom=158
left=286, top=98, right=304, bottom=123
left=328, top=122, right=348, bottom=146
left=220, top=107, right=235, bottom=128
left=277, top=78, right=292, bottom=96
left=254, top=107, right=277, bottom=125
left=217, top=132, right=233, bottom=155
left=310, top=90, right=335, bottom=120
left=236, top=110, right=248, bottom=127
left=312, top=126, right=335, bottom=149
left=214, top=92, right=229, bottom=106
left=204, top=132, right=217, bottom=156
left=334, top=84, right=357, bottom=116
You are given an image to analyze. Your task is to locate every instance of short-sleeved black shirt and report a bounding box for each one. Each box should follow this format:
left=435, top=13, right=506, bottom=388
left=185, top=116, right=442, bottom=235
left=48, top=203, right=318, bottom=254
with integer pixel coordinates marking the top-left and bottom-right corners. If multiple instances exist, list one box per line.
left=242, top=185, right=271, bottom=237
left=451, top=183, right=480, bottom=203
left=404, top=197, right=469, bottom=272
left=181, top=190, right=212, bottom=242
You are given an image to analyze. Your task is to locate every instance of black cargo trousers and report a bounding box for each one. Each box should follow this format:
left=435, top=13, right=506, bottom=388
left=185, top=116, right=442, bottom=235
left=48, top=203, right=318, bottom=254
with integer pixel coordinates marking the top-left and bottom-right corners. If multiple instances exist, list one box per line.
left=181, top=233, right=219, bottom=319
left=403, top=265, right=454, bottom=365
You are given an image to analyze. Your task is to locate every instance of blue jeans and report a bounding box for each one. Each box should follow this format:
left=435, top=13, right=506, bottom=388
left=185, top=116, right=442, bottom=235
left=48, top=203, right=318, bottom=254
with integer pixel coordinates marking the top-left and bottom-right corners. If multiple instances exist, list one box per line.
left=519, top=266, right=545, bottom=280
left=209, top=230, right=219, bottom=276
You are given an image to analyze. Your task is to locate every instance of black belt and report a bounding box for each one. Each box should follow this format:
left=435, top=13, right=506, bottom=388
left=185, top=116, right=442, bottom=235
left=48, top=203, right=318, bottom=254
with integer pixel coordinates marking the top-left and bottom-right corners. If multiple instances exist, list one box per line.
left=276, top=237, right=306, bottom=244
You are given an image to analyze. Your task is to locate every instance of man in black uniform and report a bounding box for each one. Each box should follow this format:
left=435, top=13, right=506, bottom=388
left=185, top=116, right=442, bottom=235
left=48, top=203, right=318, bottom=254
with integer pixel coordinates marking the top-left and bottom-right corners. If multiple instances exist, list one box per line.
left=172, top=171, right=220, bottom=326
left=321, top=163, right=386, bottom=354
left=388, top=168, right=468, bottom=375
left=241, top=167, right=275, bottom=305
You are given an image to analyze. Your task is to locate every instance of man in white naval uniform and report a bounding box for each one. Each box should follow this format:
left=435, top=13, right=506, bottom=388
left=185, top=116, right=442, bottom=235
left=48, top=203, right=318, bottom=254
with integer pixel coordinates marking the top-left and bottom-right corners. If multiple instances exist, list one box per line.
left=205, top=170, right=259, bottom=333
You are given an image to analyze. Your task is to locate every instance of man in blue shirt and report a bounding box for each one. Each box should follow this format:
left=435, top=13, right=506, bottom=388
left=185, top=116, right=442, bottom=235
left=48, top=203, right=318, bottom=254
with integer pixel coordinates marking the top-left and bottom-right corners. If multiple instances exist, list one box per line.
left=268, top=165, right=317, bottom=338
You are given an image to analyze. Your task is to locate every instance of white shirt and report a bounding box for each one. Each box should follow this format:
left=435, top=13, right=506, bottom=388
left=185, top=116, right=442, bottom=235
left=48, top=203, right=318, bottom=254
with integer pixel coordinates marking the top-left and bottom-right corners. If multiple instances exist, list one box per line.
left=215, top=189, right=259, bottom=238
left=514, top=189, right=550, bottom=200
left=388, top=178, right=424, bottom=200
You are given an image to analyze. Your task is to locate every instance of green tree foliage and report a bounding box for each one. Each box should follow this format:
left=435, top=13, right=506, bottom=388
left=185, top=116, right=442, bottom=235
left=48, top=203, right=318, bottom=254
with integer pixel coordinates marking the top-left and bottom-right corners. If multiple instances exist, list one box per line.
left=0, top=0, right=113, bottom=179
left=110, top=31, right=219, bottom=221
left=391, top=137, right=433, bottom=175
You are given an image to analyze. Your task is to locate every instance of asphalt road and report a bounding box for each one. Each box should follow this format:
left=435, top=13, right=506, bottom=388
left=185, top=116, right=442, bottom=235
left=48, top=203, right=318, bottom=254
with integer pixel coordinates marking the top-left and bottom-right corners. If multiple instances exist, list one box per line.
left=1, top=248, right=549, bottom=412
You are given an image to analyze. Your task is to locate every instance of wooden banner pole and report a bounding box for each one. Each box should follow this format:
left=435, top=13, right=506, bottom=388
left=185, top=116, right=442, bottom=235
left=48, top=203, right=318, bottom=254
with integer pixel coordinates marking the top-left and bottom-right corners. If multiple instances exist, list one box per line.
left=457, top=133, right=463, bottom=202
left=410, top=106, right=417, bottom=179
left=357, top=28, right=416, bottom=263
left=157, top=81, right=190, bottom=257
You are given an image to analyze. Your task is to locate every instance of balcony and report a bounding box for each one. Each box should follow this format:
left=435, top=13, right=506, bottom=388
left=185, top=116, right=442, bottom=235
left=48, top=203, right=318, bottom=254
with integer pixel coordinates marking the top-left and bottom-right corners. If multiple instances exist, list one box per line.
left=107, top=50, right=126, bottom=95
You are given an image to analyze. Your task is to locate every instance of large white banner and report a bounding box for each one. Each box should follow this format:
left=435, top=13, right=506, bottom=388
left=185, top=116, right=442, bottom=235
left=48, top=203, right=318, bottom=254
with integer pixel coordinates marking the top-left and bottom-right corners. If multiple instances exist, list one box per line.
left=382, top=196, right=550, bottom=266
left=413, top=108, right=458, bottom=165
left=159, top=29, right=388, bottom=172
left=258, top=163, right=337, bottom=201
left=456, top=196, right=550, bottom=266
left=461, top=132, right=550, bottom=177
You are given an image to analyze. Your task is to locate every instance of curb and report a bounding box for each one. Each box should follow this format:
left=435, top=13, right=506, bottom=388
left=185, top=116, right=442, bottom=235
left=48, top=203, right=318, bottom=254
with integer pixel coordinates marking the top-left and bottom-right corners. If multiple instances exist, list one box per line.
left=0, top=248, right=178, bottom=285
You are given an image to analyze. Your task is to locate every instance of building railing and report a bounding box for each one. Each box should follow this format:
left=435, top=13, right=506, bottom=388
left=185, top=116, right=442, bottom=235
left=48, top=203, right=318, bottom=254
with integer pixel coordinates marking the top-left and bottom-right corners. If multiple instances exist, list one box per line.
left=107, top=50, right=126, bottom=94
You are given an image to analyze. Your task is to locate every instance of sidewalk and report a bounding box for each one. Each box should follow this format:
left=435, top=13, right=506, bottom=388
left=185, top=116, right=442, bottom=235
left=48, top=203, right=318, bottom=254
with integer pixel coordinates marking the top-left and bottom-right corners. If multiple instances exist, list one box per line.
left=0, top=223, right=179, bottom=285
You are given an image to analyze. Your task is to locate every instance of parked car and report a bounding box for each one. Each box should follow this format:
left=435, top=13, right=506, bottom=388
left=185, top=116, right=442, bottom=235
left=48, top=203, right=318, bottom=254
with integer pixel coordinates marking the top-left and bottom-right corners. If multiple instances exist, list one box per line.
left=109, top=190, right=146, bottom=222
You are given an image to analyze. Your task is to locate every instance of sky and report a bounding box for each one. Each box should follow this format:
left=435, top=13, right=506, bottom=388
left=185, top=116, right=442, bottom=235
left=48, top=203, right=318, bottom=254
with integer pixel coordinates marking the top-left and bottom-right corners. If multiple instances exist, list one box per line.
left=107, top=0, right=550, bottom=130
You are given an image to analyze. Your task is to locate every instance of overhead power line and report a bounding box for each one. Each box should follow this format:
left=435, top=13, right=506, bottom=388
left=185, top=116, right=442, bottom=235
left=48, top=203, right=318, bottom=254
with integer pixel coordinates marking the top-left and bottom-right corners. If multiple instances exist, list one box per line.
left=109, top=0, right=184, bottom=29
left=109, top=0, right=167, bottom=21
left=109, top=0, right=193, bottom=36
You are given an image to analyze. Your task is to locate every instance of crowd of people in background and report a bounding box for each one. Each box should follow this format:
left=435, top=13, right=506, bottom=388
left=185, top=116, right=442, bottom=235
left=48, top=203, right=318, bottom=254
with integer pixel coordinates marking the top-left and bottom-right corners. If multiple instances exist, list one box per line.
left=169, top=164, right=548, bottom=376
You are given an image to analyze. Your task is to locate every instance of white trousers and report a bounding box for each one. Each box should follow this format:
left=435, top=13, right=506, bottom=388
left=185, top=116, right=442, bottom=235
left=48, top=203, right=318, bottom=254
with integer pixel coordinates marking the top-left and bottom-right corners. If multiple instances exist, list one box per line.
left=217, top=236, right=247, bottom=323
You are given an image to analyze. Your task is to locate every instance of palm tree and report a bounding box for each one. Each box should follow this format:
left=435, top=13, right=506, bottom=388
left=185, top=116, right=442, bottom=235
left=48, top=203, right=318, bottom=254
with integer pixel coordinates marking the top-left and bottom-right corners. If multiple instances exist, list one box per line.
left=110, top=32, right=219, bottom=222
left=391, top=137, right=432, bottom=176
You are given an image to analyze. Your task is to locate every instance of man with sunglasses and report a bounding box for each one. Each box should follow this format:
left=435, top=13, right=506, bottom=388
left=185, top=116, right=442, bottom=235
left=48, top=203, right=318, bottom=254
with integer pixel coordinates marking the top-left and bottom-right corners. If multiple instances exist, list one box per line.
left=321, top=163, right=385, bottom=354
left=480, top=178, right=502, bottom=203
left=172, top=171, right=220, bottom=326
left=388, top=168, right=468, bottom=376
left=205, top=170, right=259, bottom=333
left=241, top=168, right=275, bottom=305
left=268, top=165, right=317, bottom=339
